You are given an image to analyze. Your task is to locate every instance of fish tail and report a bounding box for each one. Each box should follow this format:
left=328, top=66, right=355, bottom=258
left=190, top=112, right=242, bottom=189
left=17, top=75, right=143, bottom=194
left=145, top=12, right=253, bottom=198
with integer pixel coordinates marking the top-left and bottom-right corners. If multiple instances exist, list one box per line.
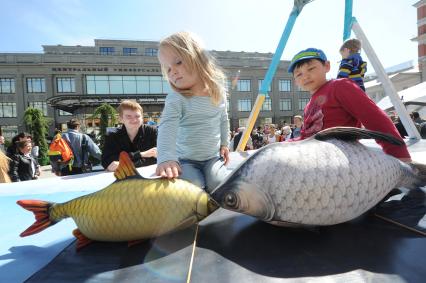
left=411, top=162, right=426, bottom=187
left=402, top=162, right=426, bottom=189
left=17, top=200, right=57, bottom=237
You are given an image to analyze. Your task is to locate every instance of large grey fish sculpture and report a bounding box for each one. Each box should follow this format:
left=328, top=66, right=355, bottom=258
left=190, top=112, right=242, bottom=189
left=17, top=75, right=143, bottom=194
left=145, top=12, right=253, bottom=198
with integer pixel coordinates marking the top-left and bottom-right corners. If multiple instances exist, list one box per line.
left=211, top=127, right=426, bottom=226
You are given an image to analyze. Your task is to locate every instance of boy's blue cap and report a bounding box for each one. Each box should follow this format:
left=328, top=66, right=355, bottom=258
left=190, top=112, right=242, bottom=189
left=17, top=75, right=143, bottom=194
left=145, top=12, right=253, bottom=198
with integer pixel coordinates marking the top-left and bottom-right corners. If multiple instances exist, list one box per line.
left=287, top=48, right=327, bottom=73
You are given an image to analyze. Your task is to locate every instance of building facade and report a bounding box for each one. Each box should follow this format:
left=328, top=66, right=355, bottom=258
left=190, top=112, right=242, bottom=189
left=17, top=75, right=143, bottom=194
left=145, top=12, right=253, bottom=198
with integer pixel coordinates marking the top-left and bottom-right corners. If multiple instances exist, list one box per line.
left=0, top=39, right=309, bottom=139
left=365, top=62, right=422, bottom=102
left=413, top=0, right=426, bottom=81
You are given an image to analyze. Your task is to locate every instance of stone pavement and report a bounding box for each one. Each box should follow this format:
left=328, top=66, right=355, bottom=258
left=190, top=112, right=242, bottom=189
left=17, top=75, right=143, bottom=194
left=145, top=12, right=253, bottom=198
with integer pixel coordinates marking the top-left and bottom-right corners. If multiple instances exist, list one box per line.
left=38, top=165, right=105, bottom=179
left=39, top=165, right=58, bottom=179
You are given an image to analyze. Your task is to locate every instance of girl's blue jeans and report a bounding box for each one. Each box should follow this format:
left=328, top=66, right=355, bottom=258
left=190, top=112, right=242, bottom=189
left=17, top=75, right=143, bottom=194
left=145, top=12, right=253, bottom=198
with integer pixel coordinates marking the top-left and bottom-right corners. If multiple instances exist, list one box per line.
left=178, top=156, right=229, bottom=193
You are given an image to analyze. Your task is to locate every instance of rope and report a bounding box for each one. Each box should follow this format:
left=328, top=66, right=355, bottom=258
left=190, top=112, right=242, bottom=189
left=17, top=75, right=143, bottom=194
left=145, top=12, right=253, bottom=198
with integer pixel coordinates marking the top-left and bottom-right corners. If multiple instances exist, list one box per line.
left=186, top=224, right=199, bottom=283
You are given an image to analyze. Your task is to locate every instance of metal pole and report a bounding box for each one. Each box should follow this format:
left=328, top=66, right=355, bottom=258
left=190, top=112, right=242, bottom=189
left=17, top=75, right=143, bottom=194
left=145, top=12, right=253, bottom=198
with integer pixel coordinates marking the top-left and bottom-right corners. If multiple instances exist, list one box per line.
left=351, top=18, right=420, bottom=139
left=236, top=0, right=313, bottom=151
left=343, top=0, right=353, bottom=41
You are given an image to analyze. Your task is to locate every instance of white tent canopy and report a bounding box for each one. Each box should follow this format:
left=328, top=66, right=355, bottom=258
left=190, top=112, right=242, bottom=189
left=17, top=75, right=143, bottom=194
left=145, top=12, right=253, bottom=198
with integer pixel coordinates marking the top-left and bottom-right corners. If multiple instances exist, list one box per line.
left=377, top=81, right=426, bottom=118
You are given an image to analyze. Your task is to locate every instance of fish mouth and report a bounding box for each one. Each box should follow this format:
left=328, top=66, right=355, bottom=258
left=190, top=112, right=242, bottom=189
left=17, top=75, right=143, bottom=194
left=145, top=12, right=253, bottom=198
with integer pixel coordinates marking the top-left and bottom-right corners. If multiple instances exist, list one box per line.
left=195, top=192, right=219, bottom=220
left=212, top=180, right=275, bottom=222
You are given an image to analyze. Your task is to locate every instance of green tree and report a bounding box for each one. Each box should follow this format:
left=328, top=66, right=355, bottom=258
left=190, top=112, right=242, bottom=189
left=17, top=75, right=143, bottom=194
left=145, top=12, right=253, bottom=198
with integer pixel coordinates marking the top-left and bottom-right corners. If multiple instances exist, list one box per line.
left=91, top=103, right=118, bottom=149
left=23, top=108, right=50, bottom=165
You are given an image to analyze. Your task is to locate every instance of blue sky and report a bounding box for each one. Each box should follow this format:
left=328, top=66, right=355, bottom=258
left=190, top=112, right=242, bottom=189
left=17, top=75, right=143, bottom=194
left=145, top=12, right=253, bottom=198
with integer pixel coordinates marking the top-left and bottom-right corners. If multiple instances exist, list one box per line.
left=0, top=0, right=418, bottom=77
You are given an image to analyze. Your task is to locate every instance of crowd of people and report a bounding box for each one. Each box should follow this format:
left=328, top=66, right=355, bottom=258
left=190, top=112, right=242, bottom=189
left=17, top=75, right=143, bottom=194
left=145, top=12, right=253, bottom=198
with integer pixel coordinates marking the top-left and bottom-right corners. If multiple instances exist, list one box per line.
left=229, top=116, right=303, bottom=151
left=392, top=110, right=426, bottom=139
left=0, top=32, right=417, bottom=187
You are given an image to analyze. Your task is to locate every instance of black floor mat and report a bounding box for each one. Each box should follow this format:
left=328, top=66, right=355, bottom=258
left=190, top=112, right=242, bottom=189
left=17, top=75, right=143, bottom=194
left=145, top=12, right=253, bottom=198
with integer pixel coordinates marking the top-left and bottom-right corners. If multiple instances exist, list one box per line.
left=374, top=188, right=426, bottom=236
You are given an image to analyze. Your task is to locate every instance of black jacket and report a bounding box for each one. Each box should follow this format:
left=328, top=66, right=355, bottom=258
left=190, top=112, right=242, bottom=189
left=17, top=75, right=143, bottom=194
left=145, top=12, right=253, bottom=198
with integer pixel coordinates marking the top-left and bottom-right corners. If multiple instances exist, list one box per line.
left=9, top=153, right=39, bottom=182
left=102, top=124, right=157, bottom=169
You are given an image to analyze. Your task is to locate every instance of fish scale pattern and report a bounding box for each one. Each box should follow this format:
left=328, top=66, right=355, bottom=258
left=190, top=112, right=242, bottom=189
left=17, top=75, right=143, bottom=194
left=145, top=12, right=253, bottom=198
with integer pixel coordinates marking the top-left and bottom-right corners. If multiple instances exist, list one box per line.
left=50, top=179, right=209, bottom=241
left=238, top=139, right=404, bottom=225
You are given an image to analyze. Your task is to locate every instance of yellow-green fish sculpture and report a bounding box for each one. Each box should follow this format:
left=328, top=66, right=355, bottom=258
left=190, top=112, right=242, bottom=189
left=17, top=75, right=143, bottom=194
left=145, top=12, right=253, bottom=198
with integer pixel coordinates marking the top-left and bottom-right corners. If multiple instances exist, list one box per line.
left=17, top=152, right=218, bottom=250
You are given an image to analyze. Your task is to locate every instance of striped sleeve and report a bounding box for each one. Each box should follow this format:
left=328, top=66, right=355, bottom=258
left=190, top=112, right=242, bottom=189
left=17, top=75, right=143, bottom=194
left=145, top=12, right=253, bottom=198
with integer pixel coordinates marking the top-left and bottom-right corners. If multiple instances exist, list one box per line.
left=220, top=99, right=230, bottom=147
left=157, top=93, right=182, bottom=164
left=337, top=59, right=353, bottom=78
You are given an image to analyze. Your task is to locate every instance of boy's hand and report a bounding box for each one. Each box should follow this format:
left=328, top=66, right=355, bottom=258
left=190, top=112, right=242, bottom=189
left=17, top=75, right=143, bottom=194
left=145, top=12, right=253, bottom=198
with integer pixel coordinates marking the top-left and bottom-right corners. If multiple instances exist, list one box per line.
left=107, top=161, right=119, bottom=172
left=399, top=157, right=412, bottom=163
left=220, top=146, right=230, bottom=165
left=156, top=161, right=181, bottom=179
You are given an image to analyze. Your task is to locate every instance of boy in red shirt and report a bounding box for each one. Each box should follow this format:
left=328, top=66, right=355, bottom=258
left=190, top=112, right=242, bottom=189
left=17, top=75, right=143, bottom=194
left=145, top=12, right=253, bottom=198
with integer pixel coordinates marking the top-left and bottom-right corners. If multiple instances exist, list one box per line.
left=287, top=48, right=411, bottom=162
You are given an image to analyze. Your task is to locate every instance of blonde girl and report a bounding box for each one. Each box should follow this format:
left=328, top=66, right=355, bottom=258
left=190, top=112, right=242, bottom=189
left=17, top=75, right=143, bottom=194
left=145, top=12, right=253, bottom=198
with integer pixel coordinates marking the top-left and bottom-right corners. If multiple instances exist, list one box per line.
left=156, top=31, right=230, bottom=192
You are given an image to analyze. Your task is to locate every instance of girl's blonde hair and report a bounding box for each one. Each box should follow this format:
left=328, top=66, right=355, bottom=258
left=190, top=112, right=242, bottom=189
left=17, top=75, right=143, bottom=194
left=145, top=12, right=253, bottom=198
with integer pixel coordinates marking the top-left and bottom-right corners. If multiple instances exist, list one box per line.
left=158, top=31, right=227, bottom=105
left=0, top=151, right=11, bottom=183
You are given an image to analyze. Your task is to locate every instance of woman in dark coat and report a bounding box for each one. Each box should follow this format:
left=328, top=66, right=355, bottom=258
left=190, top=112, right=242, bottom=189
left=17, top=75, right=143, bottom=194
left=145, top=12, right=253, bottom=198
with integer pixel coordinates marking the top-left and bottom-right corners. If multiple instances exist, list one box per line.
left=9, top=140, right=40, bottom=182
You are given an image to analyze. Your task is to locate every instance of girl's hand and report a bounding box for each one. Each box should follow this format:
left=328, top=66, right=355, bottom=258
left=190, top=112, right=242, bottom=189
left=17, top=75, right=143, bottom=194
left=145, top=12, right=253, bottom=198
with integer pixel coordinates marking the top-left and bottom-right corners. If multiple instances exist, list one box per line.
left=156, top=161, right=181, bottom=179
left=220, top=146, right=230, bottom=165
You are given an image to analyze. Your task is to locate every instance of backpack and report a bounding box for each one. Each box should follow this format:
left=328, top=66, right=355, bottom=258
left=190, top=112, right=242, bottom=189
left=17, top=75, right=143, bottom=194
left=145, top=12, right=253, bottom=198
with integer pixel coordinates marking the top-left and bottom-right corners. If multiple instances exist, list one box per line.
left=48, top=133, right=74, bottom=173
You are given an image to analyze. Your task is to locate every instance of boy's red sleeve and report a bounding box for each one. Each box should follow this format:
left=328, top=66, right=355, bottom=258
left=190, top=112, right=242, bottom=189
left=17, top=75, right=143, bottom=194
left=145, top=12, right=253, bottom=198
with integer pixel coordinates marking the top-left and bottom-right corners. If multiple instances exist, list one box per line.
left=335, top=79, right=411, bottom=159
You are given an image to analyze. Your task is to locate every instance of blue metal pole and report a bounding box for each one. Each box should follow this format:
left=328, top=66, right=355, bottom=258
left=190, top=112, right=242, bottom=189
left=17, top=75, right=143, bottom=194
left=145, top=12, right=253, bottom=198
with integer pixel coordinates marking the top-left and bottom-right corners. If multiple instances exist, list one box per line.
left=259, top=6, right=302, bottom=95
left=343, top=0, right=353, bottom=40
left=237, top=2, right=308, bottom=151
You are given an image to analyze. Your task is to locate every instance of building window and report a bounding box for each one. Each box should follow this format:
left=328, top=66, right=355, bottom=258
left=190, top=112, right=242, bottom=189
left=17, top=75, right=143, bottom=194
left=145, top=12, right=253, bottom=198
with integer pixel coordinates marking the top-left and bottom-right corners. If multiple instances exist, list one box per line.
left=280, top=98, right=292, bottom=111
left=162, top=79, right=173, bottom=94
left=100, top=47, right=115, bottom=55
left=59, top=110, right=72, bottom=116
left=238, top=99, right=252, bottom=112
left=260, top=117, right=273, bottom=126
left=258, top=79, right=271, bottom=92
left=0, top=78, right=15, bottom=94
left=144, top=48, right=158, bottom=56
left=238, top=118, right=248, bottom=127
left=28, top=101, right=48, bottom=116
left=225, top=80, right=231, bottom=91
left=86, top=75, right=170, bottom=95
left=237, top=79, right=251, bottom=92
left=296, top=85, right=304, bottom=92
left=299, top=98, right=310, bottom=110
left=26, top=78, right=46, bottom=93
left=0, top=102, right=17, bottom=117
left=57, top=77, right=75, bottom=93
left=149, top=76, right=163, bottom=93
left=123, top=48, right=137, bottom=56
left=279, top=79, right=291, bottom=92
left=1, top=125, right=18, bottom=140
left=261, top=94, right=272, bottom=111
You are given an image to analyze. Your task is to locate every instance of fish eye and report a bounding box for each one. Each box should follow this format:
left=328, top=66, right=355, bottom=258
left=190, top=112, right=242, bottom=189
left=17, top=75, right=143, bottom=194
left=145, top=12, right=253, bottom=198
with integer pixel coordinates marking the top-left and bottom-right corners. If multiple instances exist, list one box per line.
left=224, top=192, right=238, bottom=208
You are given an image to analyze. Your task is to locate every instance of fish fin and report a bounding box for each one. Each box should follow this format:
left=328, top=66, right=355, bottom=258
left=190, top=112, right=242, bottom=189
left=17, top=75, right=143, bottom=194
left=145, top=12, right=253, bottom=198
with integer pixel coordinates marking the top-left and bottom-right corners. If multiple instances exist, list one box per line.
left=314, top=127, right=404, bottom=145
left=17, top=200, right=56, bottom=237
left=175, top=216, right=198, bottom=231
left=127, top=239, right=145, bottom=247
left=114, top=151, right=142, bottom=181
left=72, top=229, right=93, bottom=251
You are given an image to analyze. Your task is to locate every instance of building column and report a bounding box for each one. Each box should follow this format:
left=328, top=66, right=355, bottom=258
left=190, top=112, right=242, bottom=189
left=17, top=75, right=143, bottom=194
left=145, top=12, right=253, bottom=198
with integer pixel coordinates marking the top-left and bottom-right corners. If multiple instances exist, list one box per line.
left=413, top=0, right=426, bottom=81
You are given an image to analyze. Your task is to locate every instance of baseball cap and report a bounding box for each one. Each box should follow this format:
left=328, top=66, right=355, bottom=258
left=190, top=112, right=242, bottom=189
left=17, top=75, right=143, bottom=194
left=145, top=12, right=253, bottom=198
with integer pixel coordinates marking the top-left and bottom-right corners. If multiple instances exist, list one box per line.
left=287, top=48, right=327, bottom=73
